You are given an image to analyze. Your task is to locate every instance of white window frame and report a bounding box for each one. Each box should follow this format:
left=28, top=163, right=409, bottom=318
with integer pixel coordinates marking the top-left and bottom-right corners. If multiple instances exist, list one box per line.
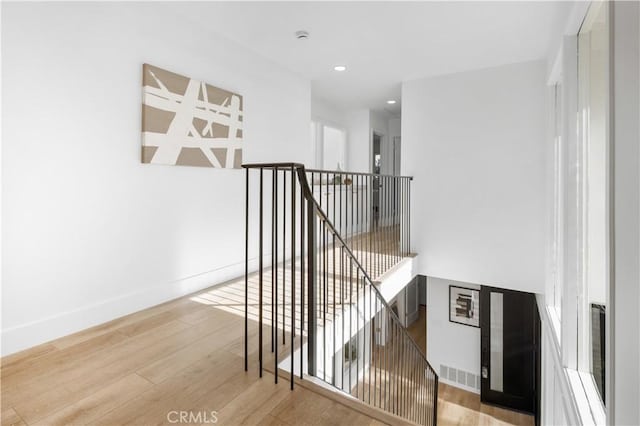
left=575, top=2, right=609, bottom=422
left=546, top=2, right=609, bottom=424
left=559, top=34, right=581, bottom=372
left=548, top=81, right=565, bottom=332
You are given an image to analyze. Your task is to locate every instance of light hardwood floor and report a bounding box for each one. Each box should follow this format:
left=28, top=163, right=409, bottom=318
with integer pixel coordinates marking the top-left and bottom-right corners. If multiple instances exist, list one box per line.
left=0, top=291, right=383, bottom=426
left=1, top=276, right=534, bottom=426
left=407, top=306, right=427, bottom=356
left=437, top=383, right=534, bottom=426
left=405, top=307, right=534, bottom=426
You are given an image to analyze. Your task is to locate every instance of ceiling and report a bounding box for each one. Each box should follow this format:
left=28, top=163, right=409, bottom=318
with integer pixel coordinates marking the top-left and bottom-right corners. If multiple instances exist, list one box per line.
left=175, top=1, right=573, bottom=115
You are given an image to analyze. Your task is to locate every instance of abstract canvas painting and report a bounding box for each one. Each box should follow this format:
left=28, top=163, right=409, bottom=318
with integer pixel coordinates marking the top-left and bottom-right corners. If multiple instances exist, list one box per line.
left=141, top=64, right=243, bottom=168
left=449, top=285, right=480, bottom=327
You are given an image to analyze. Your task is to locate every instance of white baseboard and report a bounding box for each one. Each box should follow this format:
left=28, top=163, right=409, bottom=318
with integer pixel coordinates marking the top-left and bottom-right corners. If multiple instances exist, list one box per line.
left=1, top=256, right=271, bottom=357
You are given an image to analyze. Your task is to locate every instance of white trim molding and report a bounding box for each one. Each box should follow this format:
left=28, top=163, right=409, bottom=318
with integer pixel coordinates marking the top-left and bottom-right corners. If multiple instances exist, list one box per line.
left=0, top=256, right=270, bottom=356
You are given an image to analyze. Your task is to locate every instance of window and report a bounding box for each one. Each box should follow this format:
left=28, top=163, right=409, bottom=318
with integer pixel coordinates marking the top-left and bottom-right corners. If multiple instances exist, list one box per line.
left=546, top=3, right=609, bottom=422
left=550, top=83, right=564, bottom=324
left=577, top=0, right=608, bottom=406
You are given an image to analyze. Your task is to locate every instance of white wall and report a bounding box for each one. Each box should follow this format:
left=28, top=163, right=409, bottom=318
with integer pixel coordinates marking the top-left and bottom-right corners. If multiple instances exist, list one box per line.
left=388, top=118, right=401, bottom=142
left=311, top=97, right=348, bottom=130
left=1, top=2, right=311, bottom=355
left=389, top=118, right=401, bottom=176
left=370, top=110, right=389, bottom=137
left=426, top=277, right=480, bottom=394
left=402, top=60, right=547, bottom=294
left=0, top=2, right=3, bottom=358
left=342, top=109, right=399, bottom=175
left=345, top=109, right=370, bottom=173
left=370, top=110, right=394, bottom=176
left=610, top=2, right=640, bottom=424
left=311, top=97, right=348, bottom=169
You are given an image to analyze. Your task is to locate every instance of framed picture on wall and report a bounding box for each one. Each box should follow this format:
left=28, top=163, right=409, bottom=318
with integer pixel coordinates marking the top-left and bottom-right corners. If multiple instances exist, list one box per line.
left=449, top=285, right=480, bottom=327
left=141, top=64, right=243, bottom=169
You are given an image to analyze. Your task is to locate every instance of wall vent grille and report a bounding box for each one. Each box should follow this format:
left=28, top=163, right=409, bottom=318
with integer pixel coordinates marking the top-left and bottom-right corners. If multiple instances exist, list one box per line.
left=439, top=364, right=480, bottom=390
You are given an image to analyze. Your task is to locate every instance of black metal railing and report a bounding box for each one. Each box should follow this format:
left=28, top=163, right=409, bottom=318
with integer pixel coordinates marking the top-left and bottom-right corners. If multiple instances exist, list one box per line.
left=242, top=163, right=438, bottom=426
left=305, top=168, right=412, bottom=280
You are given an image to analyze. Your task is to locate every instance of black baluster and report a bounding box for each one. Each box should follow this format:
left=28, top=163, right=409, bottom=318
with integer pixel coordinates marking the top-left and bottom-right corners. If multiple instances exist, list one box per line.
left=272, top=171, right=275, bottom=354
left=394, top=322, right=398, bottom=415
left=332, top=173, right=337, bottom=387
left=300, top=169, right=305, bottom=380
left=322, top=221, right=326, bottom=383
left=259, top=168, right=264, bottom=377
left=307, top=199, right=317, bottom=377
left=409, top=179, right=412, bottom=256
left=384, top=304, right=388, bottom=411
left=356, top=174, right=359, bottom=262
left=368, top=283, right=372, bottom=405
left=290, top=167, right=295, bottom=390
left=368, top=175, right=371, bottom=276
left=274, top=169, right=278, bottom=383
left=433, top=372, right=439, bottom=426
left=355, top=272, right=359, bottom=400
left=282, top=171, right=286, bottom=345
left=349, top=256, right=353, bottom=395
left=351, top=173, right=354, bottom=252
left=244, top=167, right=249, bottom=372
left=341, top=245, right=345, bottom=391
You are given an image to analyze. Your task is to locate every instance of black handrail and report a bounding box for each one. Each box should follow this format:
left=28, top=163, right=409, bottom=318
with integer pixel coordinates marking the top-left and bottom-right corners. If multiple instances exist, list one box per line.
left=242, top=163, right=413, bottom=180
left=306, top=167, right=414, bottom=180
left=245, top=164, right=420, bottom=347
left=242, top=162, right=304, bottom=169
left=294, top=167, right=431, bottom=366
left=309, top=169, right=410, bottom=279
left=243, top=162, right=438, bottom=425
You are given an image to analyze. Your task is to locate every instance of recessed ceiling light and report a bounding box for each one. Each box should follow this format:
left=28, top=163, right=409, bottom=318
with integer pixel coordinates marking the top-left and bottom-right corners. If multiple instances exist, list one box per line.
left=334, top=65, right=347, bottom=72
left=387, top=100, right=397, bottom=105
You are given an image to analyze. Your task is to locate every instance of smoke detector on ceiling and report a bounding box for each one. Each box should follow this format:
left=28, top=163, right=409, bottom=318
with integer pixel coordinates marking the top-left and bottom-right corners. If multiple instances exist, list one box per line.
left=295, top=30, right=309, bottom=40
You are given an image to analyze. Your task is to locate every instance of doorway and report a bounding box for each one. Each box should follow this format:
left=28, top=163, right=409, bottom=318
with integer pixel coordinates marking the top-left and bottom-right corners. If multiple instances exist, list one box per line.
left=372, top=133, right=382, bottom=225
left=480, top=286, right=540, bottom=416
left=405, top=275, right=427, bottom=356
left=392, top=136, right=401, bottom=176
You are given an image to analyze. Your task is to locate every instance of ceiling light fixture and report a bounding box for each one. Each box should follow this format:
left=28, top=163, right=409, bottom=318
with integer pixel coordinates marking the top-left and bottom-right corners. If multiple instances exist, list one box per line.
left=333, top=65, right=347, bottom=72
left=387, top=100, right=397, bottom=105
left=295, top=30, right=309, bottom=40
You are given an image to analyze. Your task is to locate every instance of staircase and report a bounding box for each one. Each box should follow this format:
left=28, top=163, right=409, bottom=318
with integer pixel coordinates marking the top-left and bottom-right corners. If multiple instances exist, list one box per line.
left=241, top=163, right=438, bottom=426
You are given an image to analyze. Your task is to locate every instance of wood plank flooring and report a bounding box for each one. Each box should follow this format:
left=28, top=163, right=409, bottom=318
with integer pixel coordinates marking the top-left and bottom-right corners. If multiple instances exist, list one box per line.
left=404, top=307, right=534, bottom=426
left=2, top=274, right=534, bottom=426
left=437, top=383, right=534, bottom=426
left=0, top=285, right=382, bottom=426
left=406, top=306, right=427, bottom=356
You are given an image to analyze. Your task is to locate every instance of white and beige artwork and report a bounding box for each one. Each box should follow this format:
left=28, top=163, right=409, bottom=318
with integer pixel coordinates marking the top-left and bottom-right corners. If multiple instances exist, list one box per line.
left=141, top=64, right=243, bottom=168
